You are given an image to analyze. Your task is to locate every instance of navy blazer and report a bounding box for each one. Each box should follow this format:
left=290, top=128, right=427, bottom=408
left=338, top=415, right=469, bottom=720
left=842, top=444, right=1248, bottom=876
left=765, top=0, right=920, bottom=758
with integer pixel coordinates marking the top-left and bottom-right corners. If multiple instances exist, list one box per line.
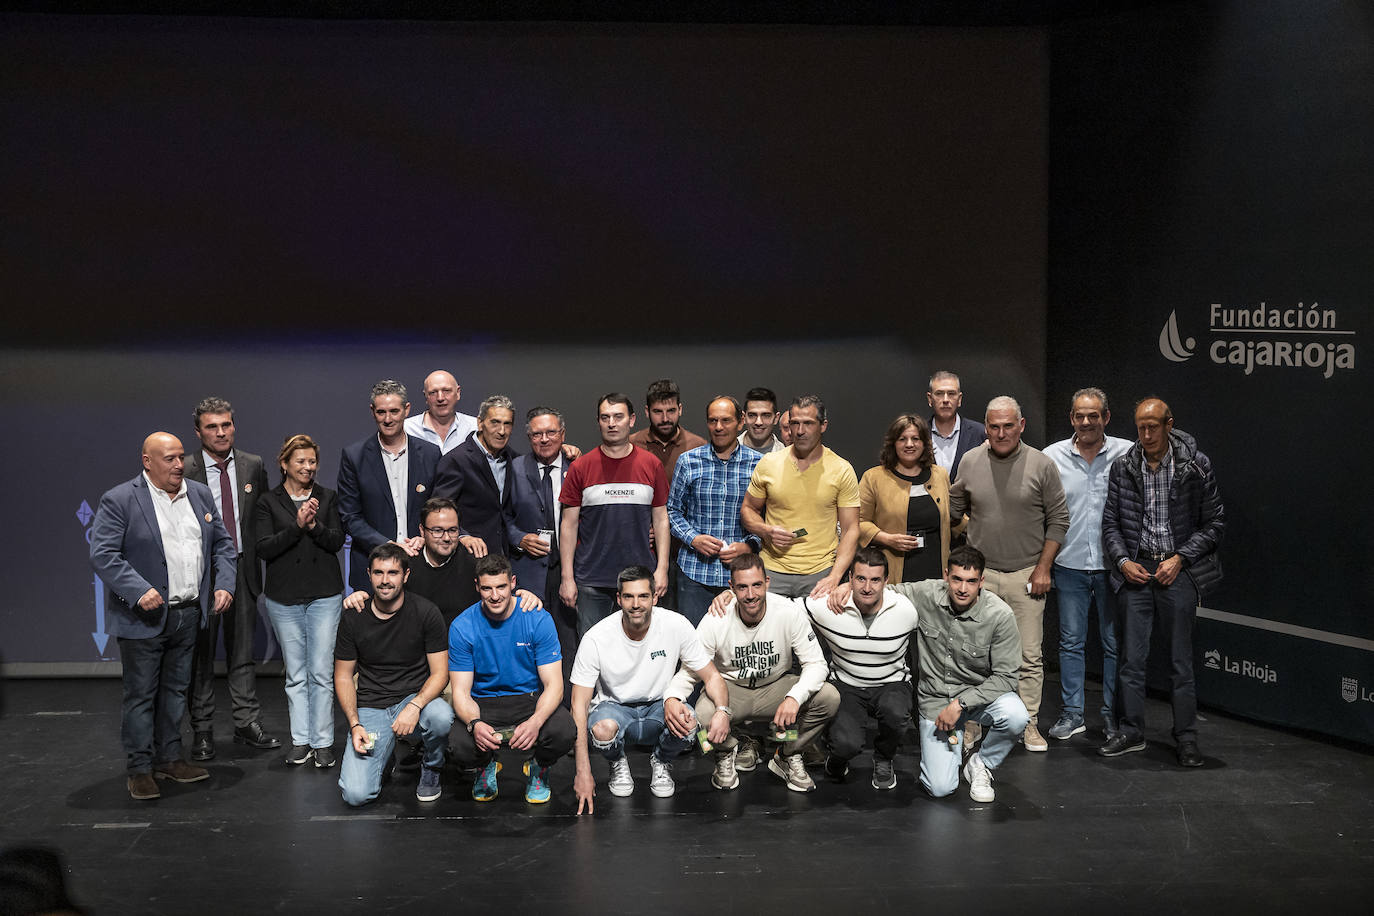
left=337, top=434, right=442, bottom=591
left=432, top=436, right=515, bottom=558
left=184, top=447, right=269, bottom=597
left=936, top=415, right=988, bottom=480
left=503, top=452, right=566, bottom=604
left=89, top=473, right=237, bottom=639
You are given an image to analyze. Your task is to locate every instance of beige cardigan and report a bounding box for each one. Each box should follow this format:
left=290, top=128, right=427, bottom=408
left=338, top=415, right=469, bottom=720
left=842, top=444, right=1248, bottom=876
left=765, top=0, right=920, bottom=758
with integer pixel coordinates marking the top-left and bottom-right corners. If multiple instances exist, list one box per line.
left=857, top=463, right=955, bottom=582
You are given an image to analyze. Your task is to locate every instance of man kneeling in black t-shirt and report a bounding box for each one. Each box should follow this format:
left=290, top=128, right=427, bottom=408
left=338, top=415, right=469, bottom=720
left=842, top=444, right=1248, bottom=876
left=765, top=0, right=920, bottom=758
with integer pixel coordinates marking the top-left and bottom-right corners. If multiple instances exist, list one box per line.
left=335, top=543, right=455, bottom=805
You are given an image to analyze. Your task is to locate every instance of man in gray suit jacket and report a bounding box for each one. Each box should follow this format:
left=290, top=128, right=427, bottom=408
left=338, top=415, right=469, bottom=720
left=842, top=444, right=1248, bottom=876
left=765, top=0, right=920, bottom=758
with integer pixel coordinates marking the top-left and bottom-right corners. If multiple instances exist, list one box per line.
left=183, top=397, right=279, bottom=760
left=90, top=432, right=237, bottom=800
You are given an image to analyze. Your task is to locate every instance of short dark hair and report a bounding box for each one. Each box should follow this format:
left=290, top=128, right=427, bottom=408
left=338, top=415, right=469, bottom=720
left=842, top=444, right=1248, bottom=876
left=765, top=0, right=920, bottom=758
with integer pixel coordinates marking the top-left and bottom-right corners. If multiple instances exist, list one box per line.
left=879, top=413, right=934, bottom=473
left=368, top=542, right=409, bottom=572
left=193, top=397, right=234, bottom=428
left=727, top=553, right=766, bottom=578
left=597, top=392, right=635, bottom=417
left=475, top=554, right=513, bottom=580
left=851, top=546, right=888, bottom=576
left=420, top=497, right=457, bottom=526
left=946, top=545, right=986, bottom=574
left=526, top=405, right=564, bottom=428
left=645, top=379, right=681, bottom=408
left=744, top=387, right=777, bottom=410
left=790, top=394, right=827, bottom=424
left=616, top=565, right=655, bottom=592
left=709, top=395, right=743, bottom=421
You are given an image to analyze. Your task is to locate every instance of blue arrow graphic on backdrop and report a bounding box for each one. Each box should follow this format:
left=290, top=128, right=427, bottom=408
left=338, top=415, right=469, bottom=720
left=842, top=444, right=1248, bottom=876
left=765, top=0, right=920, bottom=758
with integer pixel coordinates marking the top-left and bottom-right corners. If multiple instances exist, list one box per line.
left=77, top=500, right=109, bottom=655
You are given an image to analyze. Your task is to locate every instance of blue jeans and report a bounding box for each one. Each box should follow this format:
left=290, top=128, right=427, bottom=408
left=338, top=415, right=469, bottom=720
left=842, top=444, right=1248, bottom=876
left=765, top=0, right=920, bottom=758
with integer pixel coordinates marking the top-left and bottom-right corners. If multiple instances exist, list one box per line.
left=587, top=699, right=696, bottom=761
left=338, top=695, right=454, bottom=807
left=1053, top=566, right=1117, bottom=721
left=675, top=574, right=722, bottom=627
left=117, top=602, right=200, bottom=773
left=919, top=692, right=1029, bottom=797
left=264, top=593, right=343, bottom=749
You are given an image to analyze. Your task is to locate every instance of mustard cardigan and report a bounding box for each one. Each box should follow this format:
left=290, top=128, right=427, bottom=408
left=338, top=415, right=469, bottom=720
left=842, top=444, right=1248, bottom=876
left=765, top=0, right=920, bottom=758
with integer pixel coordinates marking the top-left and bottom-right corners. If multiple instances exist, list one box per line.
left=857, top=463, right=956, bottom=581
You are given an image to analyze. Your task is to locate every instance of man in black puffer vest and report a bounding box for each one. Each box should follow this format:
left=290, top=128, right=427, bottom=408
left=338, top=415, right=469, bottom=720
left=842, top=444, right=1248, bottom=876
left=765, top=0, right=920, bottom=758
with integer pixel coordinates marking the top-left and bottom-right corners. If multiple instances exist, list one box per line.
left=1098, top=397, right=1224, bottom=768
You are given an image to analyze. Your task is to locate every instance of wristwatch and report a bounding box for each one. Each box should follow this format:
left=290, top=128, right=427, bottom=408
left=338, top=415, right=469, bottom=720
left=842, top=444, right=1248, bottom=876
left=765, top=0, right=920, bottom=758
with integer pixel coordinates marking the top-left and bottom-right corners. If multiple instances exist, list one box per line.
left=716, top=706, right=733, bottom=719
left=466, top=718, right=484, bottom=734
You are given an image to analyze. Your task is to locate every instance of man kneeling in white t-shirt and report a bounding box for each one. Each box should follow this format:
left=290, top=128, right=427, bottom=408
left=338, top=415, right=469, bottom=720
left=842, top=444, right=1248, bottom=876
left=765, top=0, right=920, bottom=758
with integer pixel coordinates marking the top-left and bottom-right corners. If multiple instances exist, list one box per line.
left=571, top=566, right=730, bottom=813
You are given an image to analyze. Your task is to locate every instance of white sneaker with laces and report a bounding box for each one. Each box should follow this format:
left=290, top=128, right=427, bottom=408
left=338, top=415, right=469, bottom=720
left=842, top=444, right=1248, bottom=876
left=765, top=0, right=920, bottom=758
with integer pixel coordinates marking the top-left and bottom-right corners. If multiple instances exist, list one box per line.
left=963, top=753, right=995, bottom=803
left=648, top=754, right=677, bottom=798
left=607, top=754, right=634, bottom=797
left=712, top=747, right=739, bottom=790
left=767, top=751, right=816, bottom=792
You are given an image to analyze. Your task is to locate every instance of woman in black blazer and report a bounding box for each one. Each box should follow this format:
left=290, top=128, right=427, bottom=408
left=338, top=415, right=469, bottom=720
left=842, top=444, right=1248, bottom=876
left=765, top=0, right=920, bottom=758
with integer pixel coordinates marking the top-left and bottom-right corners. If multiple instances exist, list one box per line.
left=255, top=434, right=345, bottom=769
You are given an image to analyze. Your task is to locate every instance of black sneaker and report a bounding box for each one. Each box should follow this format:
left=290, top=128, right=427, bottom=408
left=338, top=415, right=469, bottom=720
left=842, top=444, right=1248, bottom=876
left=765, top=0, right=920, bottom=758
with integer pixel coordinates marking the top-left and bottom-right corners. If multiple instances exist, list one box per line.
left=396, top=741, right=423, bottom=772
left=314, top=746, right=337, bottom=768
left=1098, top=733, right=1146, bottom=757
left=824, top=755, right=849, bottom=782
left=286, top=744, right=313, bottom=766
left=871, top=755, right=896, bottom=790
left=1176, top=740, right=1204, bottom=768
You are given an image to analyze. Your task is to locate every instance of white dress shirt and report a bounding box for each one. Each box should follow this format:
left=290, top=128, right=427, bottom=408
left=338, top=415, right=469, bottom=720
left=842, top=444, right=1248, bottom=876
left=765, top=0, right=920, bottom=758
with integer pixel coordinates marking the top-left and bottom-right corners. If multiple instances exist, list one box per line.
left=144, top=472, right=203, bottom=603
left=379, top=435, right=410, bottom=541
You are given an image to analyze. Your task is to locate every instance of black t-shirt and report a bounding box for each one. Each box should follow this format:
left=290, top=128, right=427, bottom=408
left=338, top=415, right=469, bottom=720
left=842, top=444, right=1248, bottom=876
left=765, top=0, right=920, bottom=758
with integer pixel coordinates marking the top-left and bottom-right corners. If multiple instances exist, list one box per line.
left=334, top=593, right=447, bottom=708
left=405, top=549, right=479, bottom=628
left=895, top=467, right=942, bottom=582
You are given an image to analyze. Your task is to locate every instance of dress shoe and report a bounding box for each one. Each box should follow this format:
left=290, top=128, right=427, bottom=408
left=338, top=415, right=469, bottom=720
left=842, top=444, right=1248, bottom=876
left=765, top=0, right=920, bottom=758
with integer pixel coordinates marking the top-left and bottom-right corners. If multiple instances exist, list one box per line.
left=1176, top=740, right=1205, bottom=768
left=1098, top=733, right=1147, bottom=757
left=233, top=721, right=281, bottom=749
left=127, top=772, right=161, bottom=800
left=153, top=760, right=209, bottom=783
left=191, top=731, right=215, bottom=761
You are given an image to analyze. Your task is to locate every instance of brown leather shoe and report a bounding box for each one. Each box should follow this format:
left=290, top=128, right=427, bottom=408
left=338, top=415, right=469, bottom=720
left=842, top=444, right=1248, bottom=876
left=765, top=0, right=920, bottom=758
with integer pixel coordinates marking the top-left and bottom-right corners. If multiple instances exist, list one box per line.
left=127, top=772, right=161, bottom=800
left=153, top=759, right=210, bottom=783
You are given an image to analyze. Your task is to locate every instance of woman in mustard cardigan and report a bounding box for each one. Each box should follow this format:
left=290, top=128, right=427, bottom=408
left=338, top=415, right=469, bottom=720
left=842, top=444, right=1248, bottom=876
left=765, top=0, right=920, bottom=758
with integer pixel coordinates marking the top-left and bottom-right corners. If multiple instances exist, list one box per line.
left=858, top=414, right=953, bottom=582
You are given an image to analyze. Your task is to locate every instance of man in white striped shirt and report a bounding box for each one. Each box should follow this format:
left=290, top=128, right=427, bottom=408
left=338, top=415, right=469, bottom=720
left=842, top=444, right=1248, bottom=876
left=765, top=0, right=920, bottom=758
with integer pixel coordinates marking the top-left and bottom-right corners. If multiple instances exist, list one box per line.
left=808, top=547, right=918, bottom=790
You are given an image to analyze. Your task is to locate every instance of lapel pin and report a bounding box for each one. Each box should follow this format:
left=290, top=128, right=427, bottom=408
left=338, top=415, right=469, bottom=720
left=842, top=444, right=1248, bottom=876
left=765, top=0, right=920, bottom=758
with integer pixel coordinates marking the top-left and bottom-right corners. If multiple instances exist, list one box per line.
left=416, top=484, right=426, bottom=493
left=204, top=512, right=213, bottom=523
left=243, top=483, right=253, bottom=493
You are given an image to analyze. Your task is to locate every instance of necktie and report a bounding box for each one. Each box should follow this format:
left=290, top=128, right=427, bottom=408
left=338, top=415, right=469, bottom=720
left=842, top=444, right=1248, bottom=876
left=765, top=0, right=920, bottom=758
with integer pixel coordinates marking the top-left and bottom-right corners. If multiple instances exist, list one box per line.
left=541, top=464, right=558, bottom=551
left=214, top=458, right=239, bottom=553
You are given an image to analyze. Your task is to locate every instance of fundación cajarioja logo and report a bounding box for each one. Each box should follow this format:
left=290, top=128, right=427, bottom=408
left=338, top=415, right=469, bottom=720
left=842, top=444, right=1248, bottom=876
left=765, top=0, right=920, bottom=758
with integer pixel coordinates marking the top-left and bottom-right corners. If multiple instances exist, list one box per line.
left=1159, top=302, right=1356, bottom=378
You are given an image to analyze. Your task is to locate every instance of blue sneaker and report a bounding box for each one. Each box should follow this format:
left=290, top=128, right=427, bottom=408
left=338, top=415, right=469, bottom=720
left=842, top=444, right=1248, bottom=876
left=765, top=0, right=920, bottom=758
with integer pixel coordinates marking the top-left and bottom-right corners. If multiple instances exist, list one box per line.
left=416, top=764, right=442, bottom=802
left=472, top=760, right=502, bottom=802
left=525, top=761, right=552, bottom=804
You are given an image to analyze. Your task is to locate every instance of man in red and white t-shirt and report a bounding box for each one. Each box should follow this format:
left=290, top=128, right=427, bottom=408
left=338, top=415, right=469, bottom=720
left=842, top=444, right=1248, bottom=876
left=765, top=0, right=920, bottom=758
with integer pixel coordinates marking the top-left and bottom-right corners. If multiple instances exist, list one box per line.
left=559, top=393, right=670, bottom=636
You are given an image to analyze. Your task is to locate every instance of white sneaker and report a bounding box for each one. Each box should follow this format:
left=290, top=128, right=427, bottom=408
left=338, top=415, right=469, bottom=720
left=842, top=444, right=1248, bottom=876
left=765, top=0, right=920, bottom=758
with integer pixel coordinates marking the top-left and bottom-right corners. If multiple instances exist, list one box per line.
left=963, top=753, right=995, bottom=803
left=607, top=754, right=634, bottom=797
left=712, top=747, right=739, bottom=790
left=767, top=751, right=816, bottom=793
left=648, top=754, right=677, bottom=798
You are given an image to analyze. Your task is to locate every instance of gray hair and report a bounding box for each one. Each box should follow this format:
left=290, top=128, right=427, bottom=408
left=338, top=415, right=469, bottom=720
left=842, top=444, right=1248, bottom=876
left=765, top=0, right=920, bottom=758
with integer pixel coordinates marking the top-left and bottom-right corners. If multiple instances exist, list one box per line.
left=525, top=406, right=565, bottom=430
left=479, top=394, right=514, bottom=420
left=928, top=370, right=960, bottom=391
left=193, top=397, right=234, bottom=427
left=369, top=379, right=408, bottom=407
left=986, top=395, right=1022, bottom=421
left=1071, top=387, right=1109, bottom=413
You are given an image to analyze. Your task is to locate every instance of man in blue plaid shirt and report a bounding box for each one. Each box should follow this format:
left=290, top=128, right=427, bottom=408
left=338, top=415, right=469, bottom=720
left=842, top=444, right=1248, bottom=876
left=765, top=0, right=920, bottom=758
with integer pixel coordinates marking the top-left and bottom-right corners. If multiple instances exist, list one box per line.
left=667, top=396, right=764, bottom=626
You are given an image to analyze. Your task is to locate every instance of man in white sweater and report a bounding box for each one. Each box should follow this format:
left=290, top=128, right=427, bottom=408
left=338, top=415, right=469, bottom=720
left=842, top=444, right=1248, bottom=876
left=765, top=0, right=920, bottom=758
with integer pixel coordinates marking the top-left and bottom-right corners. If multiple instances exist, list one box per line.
left=668, top=554, right=839, bottom=793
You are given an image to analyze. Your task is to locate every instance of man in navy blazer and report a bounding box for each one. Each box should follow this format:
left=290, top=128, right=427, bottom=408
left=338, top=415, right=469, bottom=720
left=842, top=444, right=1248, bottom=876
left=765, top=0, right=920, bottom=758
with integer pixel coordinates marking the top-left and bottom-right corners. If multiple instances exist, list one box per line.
left=337, top=380, right=442, bottom=592
left=928, top=370, right=987, bottom=480
left=432, top=394, right=517, bottom=560
left=504, top=406, right=578, bottom=699
left=89, top=432, right=237, bottom=800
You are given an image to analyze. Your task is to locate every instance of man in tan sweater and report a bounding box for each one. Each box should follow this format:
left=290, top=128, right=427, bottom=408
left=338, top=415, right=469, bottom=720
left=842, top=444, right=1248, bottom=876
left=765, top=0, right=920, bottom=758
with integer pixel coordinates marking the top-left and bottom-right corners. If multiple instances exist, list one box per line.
left=948, top=396, right=1070, bottom=752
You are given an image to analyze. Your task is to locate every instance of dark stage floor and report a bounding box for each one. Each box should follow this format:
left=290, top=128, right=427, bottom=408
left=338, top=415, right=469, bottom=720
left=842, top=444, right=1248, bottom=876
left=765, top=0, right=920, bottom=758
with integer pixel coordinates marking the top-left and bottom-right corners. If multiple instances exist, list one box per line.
left=2, top=676, right=1371, bottom=914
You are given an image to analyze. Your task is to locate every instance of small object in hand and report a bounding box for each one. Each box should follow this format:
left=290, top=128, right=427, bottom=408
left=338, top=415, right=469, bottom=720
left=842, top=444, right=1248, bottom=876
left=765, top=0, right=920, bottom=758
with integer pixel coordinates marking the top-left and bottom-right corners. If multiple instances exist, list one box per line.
left=363, top=731, right=378, bottom=752
left=791, top=528, right=808, bottom=538
left=697, top=728, right=713, bottom=754
left=947, top=730, right=960, bottom=746
left=770, top=727, right=799, bottom=742
left=496, top=726, right=516, bottom=743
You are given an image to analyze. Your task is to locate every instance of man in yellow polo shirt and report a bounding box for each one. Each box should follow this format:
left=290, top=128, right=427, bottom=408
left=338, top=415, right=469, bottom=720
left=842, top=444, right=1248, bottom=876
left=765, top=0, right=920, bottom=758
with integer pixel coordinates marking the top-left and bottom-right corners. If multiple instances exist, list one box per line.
left=741, top=395, right=860, bottom=599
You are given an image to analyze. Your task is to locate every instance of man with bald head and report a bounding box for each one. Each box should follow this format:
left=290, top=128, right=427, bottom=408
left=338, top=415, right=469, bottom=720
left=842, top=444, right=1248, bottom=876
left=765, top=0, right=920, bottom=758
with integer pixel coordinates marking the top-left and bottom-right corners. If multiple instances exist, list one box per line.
left=90, top=433, right=237, bottom=800
left=405, top=369, right=478, bottom=455
left=948, top=395, right=1070, bottom=753
left=1100, top=398, right=1224, bottom=767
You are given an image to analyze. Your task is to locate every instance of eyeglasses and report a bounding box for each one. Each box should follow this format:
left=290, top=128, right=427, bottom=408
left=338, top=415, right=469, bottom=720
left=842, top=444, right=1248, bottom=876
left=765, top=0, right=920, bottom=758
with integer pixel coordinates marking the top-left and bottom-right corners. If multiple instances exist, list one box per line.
left=424, top=526, right=460, bottom=537
left=529, top=430, right=564, bottom=440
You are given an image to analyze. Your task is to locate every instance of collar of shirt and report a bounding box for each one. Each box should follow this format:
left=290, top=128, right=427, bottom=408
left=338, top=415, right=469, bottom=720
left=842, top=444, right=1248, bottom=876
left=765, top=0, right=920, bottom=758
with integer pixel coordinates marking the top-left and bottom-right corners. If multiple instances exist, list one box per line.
left=935, top=585, right=988, bottom=622
left=422, top=546, right=452, bottom=568
left=377, top=433, right=408, bottom=459
left=931, top=414, right=962, bottom=441
left=844, top=590, right=902, bottom=617
left=203, top=449, right=233, bottom=470
left=1143, top=447, right=1174, bottom=476
left=143, top=471, right=188, bottom=502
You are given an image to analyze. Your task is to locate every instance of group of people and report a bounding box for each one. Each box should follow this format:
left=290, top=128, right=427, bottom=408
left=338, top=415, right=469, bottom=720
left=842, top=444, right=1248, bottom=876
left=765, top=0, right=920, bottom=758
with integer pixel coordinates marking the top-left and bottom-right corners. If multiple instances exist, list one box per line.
left=89, top=368, right=1224, bottom=807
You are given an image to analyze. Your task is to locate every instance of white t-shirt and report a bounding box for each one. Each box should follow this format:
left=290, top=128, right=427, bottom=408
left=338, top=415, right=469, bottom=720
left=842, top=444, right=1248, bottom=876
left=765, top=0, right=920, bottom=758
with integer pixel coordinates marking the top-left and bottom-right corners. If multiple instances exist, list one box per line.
left=571, top=608, right=711, bottom=708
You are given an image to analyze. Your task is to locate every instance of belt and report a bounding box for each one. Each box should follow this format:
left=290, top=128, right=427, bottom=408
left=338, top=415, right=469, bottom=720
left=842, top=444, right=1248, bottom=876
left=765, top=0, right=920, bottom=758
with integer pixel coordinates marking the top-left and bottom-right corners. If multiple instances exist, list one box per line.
left=1136, top=550, right=1173, bottom=562
left=167, top=598, right=199, bottom=611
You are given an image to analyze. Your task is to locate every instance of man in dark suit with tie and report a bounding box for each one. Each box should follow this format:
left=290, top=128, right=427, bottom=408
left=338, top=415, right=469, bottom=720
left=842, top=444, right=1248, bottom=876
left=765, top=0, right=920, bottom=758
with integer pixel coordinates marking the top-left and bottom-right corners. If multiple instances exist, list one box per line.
left=928, top=370, right=987, bottom=480
left=338, top=379, right=442, bottom=593
left=183, top=397, right=279, bottom=760
left=90, top=432, right=237, bottom=800
left=504, top=407, right=579, bottom=699
left=432, top=394, right=517, bottom=560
